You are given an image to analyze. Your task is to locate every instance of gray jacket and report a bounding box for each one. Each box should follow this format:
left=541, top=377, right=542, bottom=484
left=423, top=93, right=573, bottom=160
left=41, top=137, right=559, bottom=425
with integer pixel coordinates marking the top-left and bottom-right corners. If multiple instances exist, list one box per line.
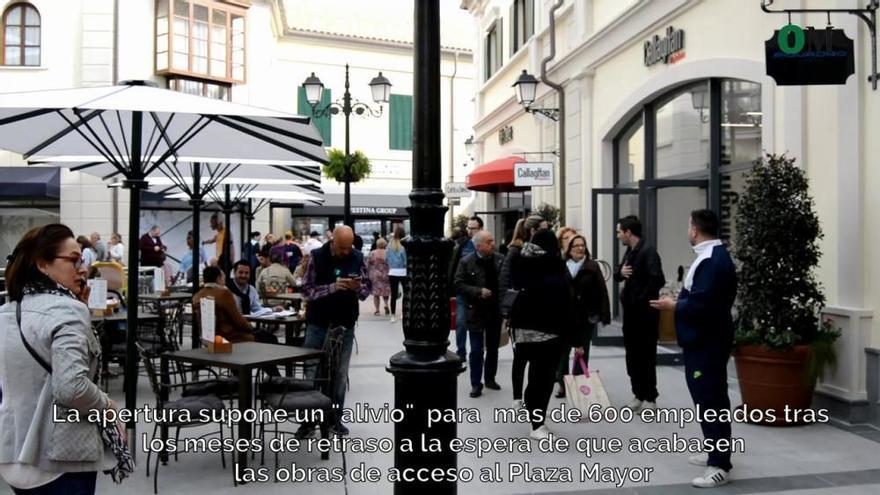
left=0, top=292, right=112, bottom=472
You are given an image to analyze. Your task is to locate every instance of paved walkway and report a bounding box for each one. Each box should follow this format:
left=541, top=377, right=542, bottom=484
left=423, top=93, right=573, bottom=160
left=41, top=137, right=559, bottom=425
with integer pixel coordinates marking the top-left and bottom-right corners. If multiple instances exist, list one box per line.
left=3, top=301, right=879, bottom=494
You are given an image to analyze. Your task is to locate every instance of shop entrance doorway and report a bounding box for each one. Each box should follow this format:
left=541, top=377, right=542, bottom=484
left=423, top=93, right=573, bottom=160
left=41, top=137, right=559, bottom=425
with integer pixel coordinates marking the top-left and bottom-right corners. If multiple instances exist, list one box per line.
left=591, top=179, right=707, bottom=320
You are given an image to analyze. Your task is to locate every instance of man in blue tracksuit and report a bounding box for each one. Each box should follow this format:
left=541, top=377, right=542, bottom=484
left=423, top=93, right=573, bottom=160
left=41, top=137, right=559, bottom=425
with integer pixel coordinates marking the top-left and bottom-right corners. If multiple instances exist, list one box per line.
left=651, top=209, right=737, bottom=489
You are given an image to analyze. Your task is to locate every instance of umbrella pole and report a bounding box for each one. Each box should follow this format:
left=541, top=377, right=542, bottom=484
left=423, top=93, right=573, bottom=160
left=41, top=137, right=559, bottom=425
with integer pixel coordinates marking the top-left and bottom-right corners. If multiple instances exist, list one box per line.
left=246, top=199, right=253, bottom=237
left=190, top=163, right=203, bottom=349
left=223, top=184, right=233, bottom=274
left=239, top=201, right=245, bottom=264
left=124, top=110, right=146, bottom=457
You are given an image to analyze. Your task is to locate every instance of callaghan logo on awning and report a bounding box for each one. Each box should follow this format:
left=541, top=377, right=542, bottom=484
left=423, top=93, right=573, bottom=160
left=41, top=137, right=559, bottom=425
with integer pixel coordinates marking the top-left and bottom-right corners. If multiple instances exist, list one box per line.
left=644, top=26, right=686, bottom=67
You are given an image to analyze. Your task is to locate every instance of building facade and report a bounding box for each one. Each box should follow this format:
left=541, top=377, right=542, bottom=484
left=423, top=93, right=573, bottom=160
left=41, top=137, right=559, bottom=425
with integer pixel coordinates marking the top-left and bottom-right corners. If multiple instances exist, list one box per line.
left=0, top=0, right=475, bottom=265
left=462, top=0, right=878, bottom=423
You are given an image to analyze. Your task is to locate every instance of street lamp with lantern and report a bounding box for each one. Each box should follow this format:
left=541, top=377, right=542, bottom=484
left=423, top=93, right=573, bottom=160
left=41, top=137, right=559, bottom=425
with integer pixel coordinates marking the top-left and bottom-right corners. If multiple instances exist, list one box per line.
left=302, top=64, right=392, bottom=227
left=512, top=69, right=559, bottom=121
left=464, top=135, right=475, bottom=162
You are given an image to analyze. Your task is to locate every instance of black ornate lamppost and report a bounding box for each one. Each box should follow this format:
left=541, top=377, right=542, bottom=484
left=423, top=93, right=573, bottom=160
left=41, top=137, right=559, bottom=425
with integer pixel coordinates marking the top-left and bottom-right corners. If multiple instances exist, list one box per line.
left=302, top=65, right=392, bottom=227
left=387, top=1, right=465, bottom=494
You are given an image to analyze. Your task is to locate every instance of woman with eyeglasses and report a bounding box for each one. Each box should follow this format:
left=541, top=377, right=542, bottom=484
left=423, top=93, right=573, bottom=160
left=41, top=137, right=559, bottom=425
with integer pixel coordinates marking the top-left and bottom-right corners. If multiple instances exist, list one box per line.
left=0, top=224, right=128, bottom=494
left=554, top=235, right=611, bottom=398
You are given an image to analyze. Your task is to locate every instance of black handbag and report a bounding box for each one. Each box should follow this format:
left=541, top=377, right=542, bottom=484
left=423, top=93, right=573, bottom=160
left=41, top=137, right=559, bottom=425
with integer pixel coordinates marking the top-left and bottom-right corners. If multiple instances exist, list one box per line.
left=499, top=289, right=520, bottom=318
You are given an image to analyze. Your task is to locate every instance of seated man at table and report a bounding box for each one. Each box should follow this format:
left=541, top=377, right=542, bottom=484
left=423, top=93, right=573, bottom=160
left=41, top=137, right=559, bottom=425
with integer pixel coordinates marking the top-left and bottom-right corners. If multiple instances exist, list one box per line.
left=256, top=251, right=298, bottom=302
left=193, top=266, right=280, bottom=375
left=228, top=259, right=282, bottom=315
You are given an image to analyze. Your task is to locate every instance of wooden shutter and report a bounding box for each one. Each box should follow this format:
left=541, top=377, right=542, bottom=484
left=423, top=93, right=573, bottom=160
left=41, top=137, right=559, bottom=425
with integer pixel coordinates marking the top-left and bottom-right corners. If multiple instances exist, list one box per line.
left=389, top=94, right=413, bottom=151
left=298, top=86, right=332, bottom=146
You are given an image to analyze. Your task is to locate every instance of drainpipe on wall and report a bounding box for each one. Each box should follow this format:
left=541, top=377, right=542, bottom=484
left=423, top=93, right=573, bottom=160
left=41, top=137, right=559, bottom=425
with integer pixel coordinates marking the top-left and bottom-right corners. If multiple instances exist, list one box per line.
left=541, top=0, right=565, bottom=225
left=111, top=0, right=120, bottom=234
left=448, top=50, right=459, bottom=232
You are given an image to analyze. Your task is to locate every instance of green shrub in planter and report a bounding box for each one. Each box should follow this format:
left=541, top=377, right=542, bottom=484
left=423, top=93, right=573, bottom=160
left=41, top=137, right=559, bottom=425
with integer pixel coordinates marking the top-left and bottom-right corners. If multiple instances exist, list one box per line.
left=733, top=153, right=840, bottom=384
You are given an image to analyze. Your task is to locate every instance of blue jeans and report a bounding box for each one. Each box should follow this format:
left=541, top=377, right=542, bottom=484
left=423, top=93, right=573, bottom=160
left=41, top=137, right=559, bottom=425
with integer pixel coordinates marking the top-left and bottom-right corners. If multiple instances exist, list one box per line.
left=303, top=323, right=355, bottom=427
left=11, top=472, right=97, bottom=495
left=455, top=295, right=467, bottom=361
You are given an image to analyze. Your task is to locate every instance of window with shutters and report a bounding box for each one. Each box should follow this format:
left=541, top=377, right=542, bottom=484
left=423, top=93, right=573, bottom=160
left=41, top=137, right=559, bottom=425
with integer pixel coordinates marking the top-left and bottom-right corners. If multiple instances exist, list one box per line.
left=155, top=0, right=246, bottom=84
left=389, top=94, right=413, bottom=151
left=2, top=3, right=40, bottom=66
left=297, top=86, right=332, bottom=146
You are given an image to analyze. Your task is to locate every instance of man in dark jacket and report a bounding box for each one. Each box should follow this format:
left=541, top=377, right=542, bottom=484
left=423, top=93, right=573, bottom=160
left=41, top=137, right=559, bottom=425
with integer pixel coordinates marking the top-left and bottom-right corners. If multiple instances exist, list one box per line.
left=139, top=225, right=166, bottom=267
left=455, top=230, right=504, bottom=398
left=651, top=210, right=737, bottom=488
left=300, top=225, right=371, bottom=436
left=448, top=215, right=483, bottom=362
left=614, top=215, right=665, bottom=411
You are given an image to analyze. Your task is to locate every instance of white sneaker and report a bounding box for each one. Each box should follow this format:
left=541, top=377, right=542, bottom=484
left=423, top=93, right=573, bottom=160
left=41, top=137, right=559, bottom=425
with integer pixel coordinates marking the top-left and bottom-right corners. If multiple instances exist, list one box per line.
left=692, top=467, right=729, bottom=488
left=624, top=397, right=643, bottom=410
left=512, top=399, right=523, bottom=409
left=639, top=401, right=657, bottom=411
left=529, top=425, right=551, bottom=441
left=688, top=453, right=708, bottom=466
left=390, top=316, right=396, bottom=323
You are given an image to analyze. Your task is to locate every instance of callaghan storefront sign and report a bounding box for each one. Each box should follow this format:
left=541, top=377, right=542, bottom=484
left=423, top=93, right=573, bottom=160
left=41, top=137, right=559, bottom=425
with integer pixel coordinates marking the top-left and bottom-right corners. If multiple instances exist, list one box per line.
left=514, top=162, right=554, bottom=187
left=765, top=24, right=855, bottom=85
left=644, top=26, right=685, bottom=67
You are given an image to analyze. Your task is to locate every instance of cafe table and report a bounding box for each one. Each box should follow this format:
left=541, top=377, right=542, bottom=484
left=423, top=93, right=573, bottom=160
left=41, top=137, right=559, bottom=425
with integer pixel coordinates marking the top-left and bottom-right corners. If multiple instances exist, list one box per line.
left=244, top=313, right=306, bottom=345
left=141, top=292, right=193, bottom=344
left=161, top=342, right=323, bottom=471
left=141, top=292, right=193, bottom=303
left=265, top=291, right=303, bottom=310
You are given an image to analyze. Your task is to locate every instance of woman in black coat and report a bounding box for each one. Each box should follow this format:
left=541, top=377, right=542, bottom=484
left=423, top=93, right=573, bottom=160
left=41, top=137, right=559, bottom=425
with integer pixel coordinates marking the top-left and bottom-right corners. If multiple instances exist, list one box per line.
left=555, top=235, right=612, bottom=397
left=508, top=228, right=572, bottom=440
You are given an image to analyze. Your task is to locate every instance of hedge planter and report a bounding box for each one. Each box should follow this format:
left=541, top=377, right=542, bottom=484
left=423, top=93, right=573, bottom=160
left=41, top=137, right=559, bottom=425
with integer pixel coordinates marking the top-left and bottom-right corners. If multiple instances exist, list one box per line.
left=734, top=344, right=813, bottom=426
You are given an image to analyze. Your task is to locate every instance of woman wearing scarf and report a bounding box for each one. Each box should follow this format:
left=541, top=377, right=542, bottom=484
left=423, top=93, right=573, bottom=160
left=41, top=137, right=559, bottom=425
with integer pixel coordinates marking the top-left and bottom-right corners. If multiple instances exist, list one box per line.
left=0, top=224, right=133, bottom=494
left=555, top=235, right=611, bottom=398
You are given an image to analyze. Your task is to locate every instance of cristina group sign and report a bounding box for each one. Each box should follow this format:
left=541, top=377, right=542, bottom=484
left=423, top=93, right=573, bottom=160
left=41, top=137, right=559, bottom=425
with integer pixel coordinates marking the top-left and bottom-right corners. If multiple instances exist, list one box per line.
left=765, top=24, right=855, bottom=85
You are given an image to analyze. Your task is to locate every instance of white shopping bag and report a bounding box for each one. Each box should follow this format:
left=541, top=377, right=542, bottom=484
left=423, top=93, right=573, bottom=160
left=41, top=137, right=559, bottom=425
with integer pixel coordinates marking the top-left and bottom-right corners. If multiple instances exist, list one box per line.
left=564, top=354, right=611, bottom=420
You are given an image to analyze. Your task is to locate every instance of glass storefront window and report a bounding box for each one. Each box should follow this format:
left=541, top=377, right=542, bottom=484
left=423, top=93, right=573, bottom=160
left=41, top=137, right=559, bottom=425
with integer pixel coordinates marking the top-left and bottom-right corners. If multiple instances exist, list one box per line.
left=655, top=83, right=710, bottom=178
left=722, top=80, right=762, bottom=166
left=655, top=186, right=707, bottom=291
left=617, top=116, right=644, bottom=184
left=601, top=78, right=762, bottom=322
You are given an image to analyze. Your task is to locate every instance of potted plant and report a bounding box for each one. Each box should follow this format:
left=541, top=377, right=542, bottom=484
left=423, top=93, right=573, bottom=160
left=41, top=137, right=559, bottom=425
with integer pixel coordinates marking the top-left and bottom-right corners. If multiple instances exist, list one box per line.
left=323, top=148, right=371, bottom=183
left=733, top=153, right=840, bottom=425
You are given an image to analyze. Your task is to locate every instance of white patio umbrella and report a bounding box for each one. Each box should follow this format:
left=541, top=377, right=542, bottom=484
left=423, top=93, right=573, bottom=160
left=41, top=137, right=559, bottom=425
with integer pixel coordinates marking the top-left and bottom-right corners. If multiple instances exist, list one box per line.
left=0, top=80, right=328, bottom=447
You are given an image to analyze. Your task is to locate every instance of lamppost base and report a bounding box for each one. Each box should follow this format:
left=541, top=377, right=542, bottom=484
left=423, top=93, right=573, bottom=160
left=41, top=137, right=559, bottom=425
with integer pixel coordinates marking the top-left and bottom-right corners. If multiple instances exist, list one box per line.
left=387, top=351, right=465, bottom=495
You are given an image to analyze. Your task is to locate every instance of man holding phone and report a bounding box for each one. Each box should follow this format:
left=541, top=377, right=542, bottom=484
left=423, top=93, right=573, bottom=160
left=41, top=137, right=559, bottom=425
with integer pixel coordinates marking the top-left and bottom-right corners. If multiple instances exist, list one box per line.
left=300, top=225, right=371, bottom=436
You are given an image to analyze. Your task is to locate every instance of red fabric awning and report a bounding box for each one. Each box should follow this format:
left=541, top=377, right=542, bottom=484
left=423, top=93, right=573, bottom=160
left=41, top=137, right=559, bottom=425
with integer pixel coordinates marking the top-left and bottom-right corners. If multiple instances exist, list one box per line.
left=466, top=156, right=528, bottom=193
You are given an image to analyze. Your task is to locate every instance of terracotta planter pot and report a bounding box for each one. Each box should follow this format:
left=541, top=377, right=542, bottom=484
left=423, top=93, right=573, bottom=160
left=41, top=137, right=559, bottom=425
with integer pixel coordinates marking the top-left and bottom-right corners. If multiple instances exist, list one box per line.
left=733, top=344, right=814, bottom=426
